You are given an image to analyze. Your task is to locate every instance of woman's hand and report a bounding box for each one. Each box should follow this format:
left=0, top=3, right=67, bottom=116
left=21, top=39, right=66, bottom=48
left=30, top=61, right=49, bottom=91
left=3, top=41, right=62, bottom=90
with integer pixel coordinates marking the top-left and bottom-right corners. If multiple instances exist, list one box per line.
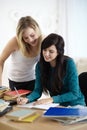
left=17, top=97, right=28, bottom=105
left=33, top=97, right=53, bottom=105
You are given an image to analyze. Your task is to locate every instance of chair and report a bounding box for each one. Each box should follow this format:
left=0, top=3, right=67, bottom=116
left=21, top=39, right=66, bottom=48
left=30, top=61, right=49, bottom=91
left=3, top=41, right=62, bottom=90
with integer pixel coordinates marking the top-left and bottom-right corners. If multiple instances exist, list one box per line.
left=79, top=72, right=87, bottom=106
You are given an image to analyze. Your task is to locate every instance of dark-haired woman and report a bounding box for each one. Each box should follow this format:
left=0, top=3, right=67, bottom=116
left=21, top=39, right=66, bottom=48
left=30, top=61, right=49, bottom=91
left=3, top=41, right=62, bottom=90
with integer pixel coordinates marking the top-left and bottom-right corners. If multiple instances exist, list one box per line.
left=17, top=33, right=85, bottom=107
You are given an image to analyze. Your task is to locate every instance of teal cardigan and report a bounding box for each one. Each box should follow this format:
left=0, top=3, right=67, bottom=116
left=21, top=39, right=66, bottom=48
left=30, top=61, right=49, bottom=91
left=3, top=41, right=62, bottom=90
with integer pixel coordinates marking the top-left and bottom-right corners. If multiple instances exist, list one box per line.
left=27, top=58, right=85, bottom=106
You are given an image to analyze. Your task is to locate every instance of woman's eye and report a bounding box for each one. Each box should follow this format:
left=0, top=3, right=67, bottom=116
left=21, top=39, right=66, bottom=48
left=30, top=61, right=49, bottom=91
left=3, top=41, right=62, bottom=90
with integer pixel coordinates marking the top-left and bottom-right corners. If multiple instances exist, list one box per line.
left=23, top=37, right=28, bottom=40
left=49, top=50, right=54, bottom=53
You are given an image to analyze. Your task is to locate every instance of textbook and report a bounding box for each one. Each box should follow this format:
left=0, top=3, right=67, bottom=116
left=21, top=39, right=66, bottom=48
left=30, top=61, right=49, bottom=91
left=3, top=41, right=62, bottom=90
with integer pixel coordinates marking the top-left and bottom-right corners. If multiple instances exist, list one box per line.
left=0, top=86, right=9, bottom=98
left=4, top=89, right=31, bottom=97
left=43, top=107, right=87, bottom=125
left=0, top=99, right=7, bottom=107
left=0, top=99, right=9, bottom=112
left=0, top=86, right=9, bottom=92
left=15, top=113, right=40, bottom=123
left=0, top=99, right=9, bottom=107
left=4, top=89, right=31, bottom=100
left=0, top=106, right=12, bottom=117
left=6, top=109, right=36, bottom=121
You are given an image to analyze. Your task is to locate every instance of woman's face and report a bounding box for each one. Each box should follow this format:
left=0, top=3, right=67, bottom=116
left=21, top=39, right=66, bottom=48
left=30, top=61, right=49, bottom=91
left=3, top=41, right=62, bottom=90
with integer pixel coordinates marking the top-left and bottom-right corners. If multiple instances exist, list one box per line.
left=42, top=45, right=58, bottom=66
left=22, top=27, right=39, bottom=47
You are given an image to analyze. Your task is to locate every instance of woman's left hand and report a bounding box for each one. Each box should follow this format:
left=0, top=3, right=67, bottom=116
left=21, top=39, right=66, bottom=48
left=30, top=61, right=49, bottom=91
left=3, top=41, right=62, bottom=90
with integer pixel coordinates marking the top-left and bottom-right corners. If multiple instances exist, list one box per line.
left=33, top=97, right=53, bottom=105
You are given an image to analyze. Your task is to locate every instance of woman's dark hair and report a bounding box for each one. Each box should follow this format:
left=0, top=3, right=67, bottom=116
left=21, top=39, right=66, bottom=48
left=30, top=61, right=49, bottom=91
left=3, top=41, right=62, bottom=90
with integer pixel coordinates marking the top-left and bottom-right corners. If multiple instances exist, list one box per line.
left=40, top=33, right=68, bottom=94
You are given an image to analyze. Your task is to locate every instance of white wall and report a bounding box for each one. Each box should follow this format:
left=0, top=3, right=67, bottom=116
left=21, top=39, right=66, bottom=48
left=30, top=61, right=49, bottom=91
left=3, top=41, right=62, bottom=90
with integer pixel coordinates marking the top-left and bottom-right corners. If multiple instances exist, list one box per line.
left=0, top=0, right=58, bottom=51
left=0, top=0, right=87, bottom=56
left=67, top=0, right=87, bottom=58
left=0, top=0, right=87, bottom=86
left=57, top=0, right=87, bottom=58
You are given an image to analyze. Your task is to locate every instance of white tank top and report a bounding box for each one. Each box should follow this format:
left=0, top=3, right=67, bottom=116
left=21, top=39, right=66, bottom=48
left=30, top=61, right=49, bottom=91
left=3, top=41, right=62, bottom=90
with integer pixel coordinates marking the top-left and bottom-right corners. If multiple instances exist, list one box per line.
left=8, top=50, right=40, bottom=82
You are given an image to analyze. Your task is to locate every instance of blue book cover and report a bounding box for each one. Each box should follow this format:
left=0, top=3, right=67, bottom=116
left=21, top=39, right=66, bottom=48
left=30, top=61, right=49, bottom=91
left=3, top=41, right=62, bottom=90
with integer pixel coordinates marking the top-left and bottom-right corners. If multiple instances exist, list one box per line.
left=43, top=107, right=87, bottom=117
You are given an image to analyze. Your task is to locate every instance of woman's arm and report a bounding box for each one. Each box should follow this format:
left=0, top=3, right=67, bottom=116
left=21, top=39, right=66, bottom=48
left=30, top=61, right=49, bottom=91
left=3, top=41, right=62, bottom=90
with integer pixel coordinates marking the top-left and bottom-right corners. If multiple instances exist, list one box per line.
left=17, top=62, right=43, bottom=105
left=0, top=37, right=18, bottom=85
left=52, top=58, right=81, bottom=103
left=27, top=62, right=43, bottom=102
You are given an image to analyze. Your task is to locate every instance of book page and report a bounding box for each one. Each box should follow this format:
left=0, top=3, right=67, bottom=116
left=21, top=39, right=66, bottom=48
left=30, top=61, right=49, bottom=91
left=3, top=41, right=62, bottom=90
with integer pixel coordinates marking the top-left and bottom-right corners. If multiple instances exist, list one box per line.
left=17, top=102, right=59, bottom=110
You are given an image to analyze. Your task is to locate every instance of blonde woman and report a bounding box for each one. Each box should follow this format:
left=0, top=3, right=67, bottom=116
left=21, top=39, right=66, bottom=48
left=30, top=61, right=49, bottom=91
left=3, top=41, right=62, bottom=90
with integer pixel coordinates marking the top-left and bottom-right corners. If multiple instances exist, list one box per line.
left=0, top=16, right=43, bottom=91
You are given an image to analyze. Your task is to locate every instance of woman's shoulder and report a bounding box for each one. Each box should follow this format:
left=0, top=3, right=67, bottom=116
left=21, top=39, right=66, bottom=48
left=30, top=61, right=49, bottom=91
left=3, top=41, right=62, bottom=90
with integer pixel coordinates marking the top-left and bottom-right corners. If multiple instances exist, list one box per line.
left=5, top=36, right=19, bottom=51
left=65, top=56, right=77, bottom=71
left=35, top=62, right=41, bottom=75
left=36, top=61, right=40, bottom=68
left=65, top=56, right=75, bottom=64
left=2, top=36, right=18, bottom=51
left=0, top=37, right=19, bottom=61
left=41, top=34, right=46, bottom=41
left=68, top=57, right=75, bottom=65
left=9, top=36, right=19, bottom=50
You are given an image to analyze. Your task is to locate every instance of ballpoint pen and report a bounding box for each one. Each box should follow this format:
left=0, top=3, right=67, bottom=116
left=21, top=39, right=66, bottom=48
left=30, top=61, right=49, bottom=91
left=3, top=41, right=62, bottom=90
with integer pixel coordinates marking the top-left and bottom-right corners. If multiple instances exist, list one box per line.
left=14, top=87, right=20, bottom=98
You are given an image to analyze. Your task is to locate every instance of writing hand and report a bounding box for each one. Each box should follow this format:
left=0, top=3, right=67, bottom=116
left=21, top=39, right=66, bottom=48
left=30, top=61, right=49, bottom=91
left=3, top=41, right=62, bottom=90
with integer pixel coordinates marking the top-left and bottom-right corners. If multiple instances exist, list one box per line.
left=17, top=97, right=28, bottom=105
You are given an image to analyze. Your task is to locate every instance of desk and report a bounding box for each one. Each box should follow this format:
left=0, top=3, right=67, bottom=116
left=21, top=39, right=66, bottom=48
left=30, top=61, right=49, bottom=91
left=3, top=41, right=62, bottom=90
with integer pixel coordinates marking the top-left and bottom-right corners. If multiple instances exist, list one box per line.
left=0, top=107, right=87, bottom=130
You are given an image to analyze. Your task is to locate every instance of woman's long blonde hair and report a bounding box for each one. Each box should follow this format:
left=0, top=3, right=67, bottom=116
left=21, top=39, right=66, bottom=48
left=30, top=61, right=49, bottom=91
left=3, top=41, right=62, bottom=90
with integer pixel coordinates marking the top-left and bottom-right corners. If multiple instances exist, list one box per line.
left=16, top=16, right=42, bottom=57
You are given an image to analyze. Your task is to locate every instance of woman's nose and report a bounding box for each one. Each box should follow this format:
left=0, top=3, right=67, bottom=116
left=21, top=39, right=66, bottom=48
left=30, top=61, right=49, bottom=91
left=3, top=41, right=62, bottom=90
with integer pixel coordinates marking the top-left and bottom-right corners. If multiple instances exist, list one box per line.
left=29, top=37, right=34, bottom=43
left=45, top=51, right=49, bottom=56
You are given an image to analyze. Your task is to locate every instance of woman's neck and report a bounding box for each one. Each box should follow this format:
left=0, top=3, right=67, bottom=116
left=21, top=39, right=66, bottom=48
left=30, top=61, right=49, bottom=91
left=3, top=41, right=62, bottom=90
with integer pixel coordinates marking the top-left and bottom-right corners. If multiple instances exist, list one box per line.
left=50, top=59, right=56, bottom=67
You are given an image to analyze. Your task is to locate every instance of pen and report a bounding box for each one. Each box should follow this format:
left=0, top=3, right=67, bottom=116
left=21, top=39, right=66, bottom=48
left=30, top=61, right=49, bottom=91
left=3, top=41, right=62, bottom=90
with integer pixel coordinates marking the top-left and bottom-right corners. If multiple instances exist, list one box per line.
left=14, top=87, right=20, bottom=98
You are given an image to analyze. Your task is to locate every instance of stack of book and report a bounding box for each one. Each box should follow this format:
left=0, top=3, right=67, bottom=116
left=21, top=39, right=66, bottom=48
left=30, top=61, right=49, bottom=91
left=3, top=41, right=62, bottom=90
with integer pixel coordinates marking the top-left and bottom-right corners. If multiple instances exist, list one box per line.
left=6, top=108, right=39, bottom=122
left=3, top=89, right=31, bottom=101
left=0, top=86, right=9, bottom=98
left=0, top=99, right=12, bottom=116
left=43, top=107, right=87, bottom=125
left=0, top=99, right=9, bottom=112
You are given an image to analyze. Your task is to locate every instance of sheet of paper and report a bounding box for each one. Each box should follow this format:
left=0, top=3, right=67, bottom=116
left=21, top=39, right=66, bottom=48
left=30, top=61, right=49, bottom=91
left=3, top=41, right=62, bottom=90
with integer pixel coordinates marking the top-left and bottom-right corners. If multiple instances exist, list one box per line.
left=17, top=102, right=59, bottom=110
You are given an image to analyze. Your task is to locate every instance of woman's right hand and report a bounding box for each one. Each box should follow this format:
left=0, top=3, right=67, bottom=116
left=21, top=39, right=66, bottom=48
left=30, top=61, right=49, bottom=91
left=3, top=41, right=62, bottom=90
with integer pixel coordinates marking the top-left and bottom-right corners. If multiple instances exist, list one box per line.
left=17, top=97, right=28, bottom=105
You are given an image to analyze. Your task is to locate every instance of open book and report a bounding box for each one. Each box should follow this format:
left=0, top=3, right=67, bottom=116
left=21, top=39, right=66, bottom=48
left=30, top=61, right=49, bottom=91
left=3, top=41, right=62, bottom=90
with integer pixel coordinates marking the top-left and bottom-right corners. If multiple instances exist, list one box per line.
left=17, top=102, right=59, bottom=110
left=43, top=107, right=87, bottom=125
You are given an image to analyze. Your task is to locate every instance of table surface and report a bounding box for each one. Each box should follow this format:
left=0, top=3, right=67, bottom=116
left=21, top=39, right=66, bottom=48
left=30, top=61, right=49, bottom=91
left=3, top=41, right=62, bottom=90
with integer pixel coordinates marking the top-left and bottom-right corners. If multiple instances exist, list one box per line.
left=0, top=106, right=87, bottom=130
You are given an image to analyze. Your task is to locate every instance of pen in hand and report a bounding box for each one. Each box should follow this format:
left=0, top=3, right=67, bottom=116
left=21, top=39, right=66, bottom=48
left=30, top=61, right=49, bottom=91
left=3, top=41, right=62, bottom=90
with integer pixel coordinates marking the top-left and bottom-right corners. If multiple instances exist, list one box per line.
left=14, top=87, right=20, bottom=98
left=14, top=87, right=28, bottom=105
left=14, top=87, right=22, bottom=104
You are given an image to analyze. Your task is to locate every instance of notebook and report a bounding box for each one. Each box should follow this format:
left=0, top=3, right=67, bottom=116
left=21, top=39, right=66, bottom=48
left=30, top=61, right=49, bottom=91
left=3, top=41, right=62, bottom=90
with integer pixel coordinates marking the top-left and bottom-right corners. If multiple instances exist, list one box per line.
left=43, top=107, right=87, bottom=117
left=16, top=113, right=40, bottom=123
left=43, top=107, right=87, bottom=125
